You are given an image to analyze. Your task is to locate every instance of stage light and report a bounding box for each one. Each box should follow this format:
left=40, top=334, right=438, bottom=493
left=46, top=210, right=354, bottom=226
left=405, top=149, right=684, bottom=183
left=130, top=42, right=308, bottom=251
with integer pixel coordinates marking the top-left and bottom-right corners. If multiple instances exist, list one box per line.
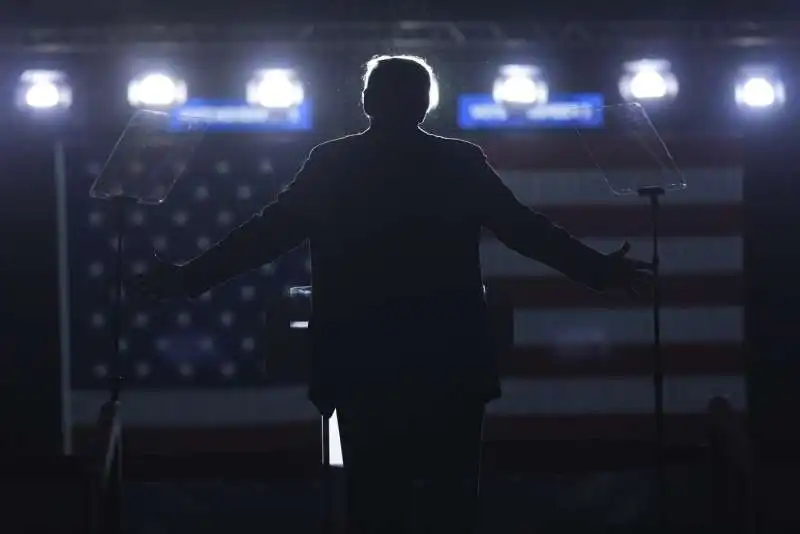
left=15, top=70, right=72, bottom=111
left=246, top=69, right=305, bottom=109
left=127, top=72, right=187, bottom=108
left=619, top=59, right=679, bottom=102
left=735, top=69, right=785, bottom=110
left=492, top=65, right=548, bottom=105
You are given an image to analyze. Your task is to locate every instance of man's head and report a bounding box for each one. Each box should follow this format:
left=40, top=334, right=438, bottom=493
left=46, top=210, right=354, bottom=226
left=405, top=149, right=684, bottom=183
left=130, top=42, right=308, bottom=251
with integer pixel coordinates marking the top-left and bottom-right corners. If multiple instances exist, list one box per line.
left=361, top=55, right=437, bottom=126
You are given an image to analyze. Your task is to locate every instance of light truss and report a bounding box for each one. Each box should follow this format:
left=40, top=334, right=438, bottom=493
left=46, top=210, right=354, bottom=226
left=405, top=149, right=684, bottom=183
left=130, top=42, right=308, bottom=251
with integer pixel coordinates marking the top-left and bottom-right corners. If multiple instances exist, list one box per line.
left=0, top=20, right=795, bottom=53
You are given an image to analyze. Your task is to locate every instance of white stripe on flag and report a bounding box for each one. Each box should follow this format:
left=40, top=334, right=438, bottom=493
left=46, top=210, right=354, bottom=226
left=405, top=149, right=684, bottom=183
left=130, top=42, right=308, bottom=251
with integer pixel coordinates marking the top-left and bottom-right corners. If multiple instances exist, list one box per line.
left=480, top=236, right=742, bottom=277
left=512, top=306, right=743, bottom=346
left=498, top=168, right=742, bottom=206
left=70, top=374, right=746, bottom=427
left=488, top=375, right=746, bottom=415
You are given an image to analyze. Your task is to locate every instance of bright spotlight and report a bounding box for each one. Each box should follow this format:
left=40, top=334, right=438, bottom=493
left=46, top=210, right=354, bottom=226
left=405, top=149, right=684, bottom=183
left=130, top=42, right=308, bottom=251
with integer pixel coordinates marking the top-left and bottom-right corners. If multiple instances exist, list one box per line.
left=735, top=69, right=785, bottom=110
left=128, top=72, right=187, bottom=108
left=619, top=59, right=679, bottom=102
left=16, top=70, right=72, bottom=111
left=492, top=65, right=548, bottom=106
left=247, top=69, right=305, bottom=109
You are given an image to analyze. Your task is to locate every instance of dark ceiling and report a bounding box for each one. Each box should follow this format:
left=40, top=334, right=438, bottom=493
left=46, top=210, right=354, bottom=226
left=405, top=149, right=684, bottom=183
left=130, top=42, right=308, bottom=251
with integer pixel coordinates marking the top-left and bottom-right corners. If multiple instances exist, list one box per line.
left=0, top=0, right=787, bottom=28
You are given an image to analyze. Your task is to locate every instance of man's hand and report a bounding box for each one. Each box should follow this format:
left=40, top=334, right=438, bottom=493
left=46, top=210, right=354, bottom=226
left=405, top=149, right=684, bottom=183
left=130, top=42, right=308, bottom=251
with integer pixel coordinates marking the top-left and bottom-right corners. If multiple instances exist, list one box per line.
left=131, top=255, right=190, bottom=301
left=601, top=241, right=654, bottom=298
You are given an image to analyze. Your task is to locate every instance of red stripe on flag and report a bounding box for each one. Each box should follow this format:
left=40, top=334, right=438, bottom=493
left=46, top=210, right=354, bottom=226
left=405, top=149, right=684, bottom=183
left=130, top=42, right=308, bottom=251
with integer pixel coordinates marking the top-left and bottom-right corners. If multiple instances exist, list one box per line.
left=478, top=135, right=742, bottom=169
left=526, top=204, right=741, bottom=238
left=480, top=205, right=742, bottom=240
left=483, top=413, right=737, bottom=443
left=487, top=274, right=743, bottom=308
left=501, top=343, right=745, bottom=377
left=72, top=412, right=733, bottom=456
left=69, top=437, right=719, bottom=482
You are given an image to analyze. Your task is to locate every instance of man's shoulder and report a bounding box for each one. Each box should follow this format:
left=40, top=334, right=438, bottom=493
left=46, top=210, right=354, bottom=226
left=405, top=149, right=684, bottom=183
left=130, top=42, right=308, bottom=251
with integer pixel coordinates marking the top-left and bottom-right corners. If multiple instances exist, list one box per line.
left=421, top=131, right=485, bottom=158
left=307, top=130, right=486, bottom=161
left=308, top=132, right=367, bottom=157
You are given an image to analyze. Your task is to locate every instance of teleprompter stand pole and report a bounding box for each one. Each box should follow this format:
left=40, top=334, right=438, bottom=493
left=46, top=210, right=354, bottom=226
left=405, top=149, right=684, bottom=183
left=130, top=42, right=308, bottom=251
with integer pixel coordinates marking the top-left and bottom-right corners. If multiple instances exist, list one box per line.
left=638, top=185, right=667, bottom=532
left=93, top=196, right=137, bottom=534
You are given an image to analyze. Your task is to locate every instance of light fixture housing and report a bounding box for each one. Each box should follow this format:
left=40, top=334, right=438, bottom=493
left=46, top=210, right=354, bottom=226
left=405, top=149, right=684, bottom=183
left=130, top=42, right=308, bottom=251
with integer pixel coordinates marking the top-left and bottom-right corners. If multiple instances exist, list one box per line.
left=128, top=72, right=188, bottom=109
left=492, top=64, right=548, bottom=106
left=246, top=69, right=305, bottom=109
left=16, top=70, right=72, bottom=111
left=619, top=59, right=679, bottom=102
left=735, top=67, right=785, bottom=110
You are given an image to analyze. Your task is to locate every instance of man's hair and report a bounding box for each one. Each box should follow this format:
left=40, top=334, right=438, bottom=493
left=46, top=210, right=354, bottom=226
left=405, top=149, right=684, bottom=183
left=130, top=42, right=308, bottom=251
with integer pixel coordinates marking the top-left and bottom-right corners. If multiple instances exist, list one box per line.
left=361, top=55, right=437, bottom=124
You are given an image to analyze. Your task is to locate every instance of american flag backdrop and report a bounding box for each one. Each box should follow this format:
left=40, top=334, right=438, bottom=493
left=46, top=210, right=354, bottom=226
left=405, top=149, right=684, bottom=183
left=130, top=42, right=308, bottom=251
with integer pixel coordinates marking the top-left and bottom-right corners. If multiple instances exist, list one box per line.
left=64, top=133, right=745, bottom=454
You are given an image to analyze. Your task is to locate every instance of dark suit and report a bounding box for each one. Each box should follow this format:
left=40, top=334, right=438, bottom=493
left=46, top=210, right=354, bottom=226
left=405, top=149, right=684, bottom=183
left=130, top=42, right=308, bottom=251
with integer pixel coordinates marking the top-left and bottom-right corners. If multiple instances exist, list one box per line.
left=181, top=125, right=609, bottom=533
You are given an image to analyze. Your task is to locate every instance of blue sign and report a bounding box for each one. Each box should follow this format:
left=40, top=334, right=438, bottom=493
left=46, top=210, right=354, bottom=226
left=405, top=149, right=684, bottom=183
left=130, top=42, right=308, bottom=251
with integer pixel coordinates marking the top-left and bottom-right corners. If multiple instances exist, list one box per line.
left=170, top=99, right=313, bottom=131
left=458, top=93, right=604, bottom=130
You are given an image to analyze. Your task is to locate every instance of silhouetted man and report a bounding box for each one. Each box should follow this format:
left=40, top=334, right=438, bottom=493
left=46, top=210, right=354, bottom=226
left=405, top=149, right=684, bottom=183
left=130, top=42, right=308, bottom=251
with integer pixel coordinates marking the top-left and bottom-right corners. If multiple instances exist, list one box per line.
left=138, top=55, right=650, bottom=534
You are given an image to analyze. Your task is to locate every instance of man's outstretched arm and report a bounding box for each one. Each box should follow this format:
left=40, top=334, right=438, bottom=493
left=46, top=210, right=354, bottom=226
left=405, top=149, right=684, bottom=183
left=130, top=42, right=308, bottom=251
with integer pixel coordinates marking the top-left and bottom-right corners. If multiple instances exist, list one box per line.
left=467, top=145, right=611, bottom=291
left=178, top=146, right=326, bottom=297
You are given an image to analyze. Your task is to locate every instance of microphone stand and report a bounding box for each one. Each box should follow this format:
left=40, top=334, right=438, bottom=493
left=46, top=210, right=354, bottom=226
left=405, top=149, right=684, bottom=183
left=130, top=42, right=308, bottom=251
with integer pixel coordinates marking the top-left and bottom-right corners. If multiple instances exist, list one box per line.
left=638, top=186, right=666, bottom=533
left=321, top=414, right=333, bottom=534
left=287, top=285, right=333, bottom=534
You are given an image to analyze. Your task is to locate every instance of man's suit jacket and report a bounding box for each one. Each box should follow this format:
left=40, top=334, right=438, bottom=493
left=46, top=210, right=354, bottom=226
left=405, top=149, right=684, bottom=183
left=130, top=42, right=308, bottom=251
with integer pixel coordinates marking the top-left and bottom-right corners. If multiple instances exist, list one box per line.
left=181, top=125, right=610, bottom=413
